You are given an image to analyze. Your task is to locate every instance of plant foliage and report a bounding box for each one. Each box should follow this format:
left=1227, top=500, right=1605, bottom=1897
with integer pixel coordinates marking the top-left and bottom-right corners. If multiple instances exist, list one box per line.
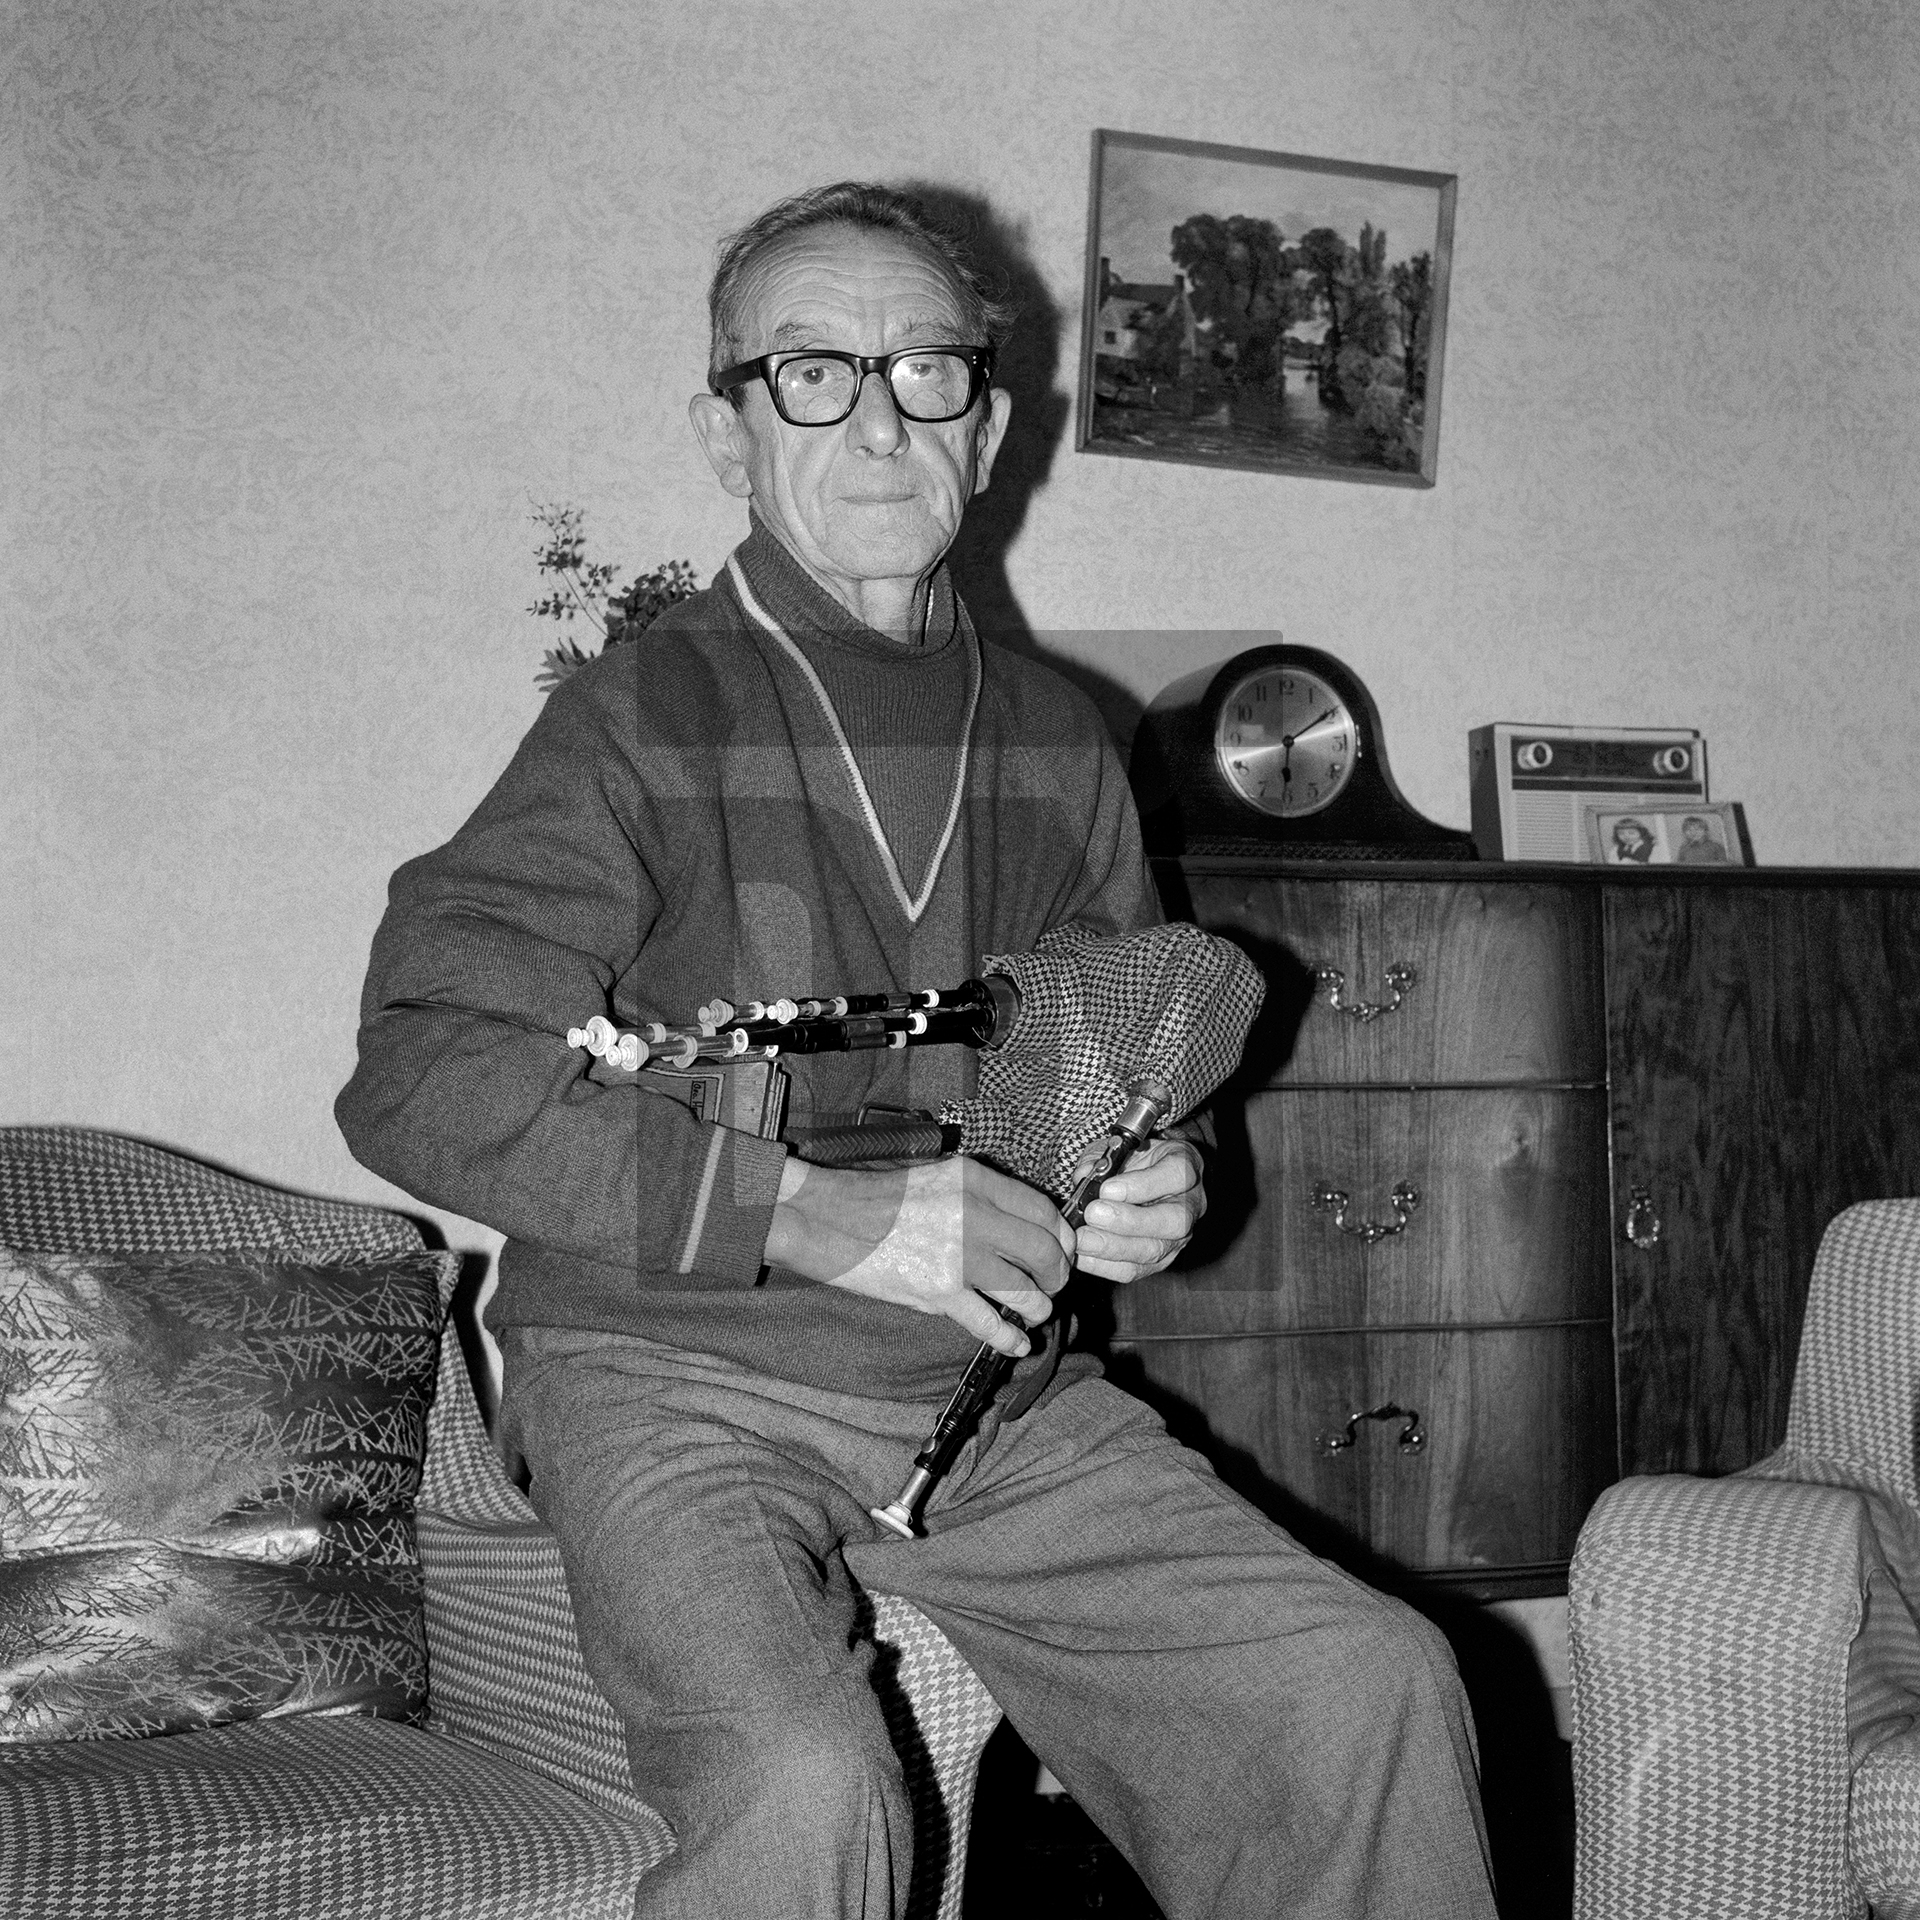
left=528, top=502, right=700, bottom=693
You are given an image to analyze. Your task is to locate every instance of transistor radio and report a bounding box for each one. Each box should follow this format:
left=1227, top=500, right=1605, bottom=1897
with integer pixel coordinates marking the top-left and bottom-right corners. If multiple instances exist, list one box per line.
left=1469, top=722, right=1708, bottom=862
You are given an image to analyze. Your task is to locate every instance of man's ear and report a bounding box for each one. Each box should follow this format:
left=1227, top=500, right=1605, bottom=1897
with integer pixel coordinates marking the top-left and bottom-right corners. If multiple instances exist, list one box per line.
left=688, top=392, right=754, bottom=499
left=970, top=387, right=1014, bottom=498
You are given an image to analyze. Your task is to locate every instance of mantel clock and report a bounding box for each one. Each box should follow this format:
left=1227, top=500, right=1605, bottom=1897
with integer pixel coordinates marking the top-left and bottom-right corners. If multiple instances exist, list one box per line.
left=1130, top=644, right=1476, bottom=860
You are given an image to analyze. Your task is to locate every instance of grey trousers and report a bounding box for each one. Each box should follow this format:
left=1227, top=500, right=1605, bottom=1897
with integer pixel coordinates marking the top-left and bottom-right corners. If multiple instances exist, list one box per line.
left=499, top=1326, right=1497, bottom=1920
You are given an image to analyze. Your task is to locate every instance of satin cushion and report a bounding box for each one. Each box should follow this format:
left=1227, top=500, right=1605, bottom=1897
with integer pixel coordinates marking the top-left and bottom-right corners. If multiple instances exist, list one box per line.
left=0, top=1247, right=450, bottom=1741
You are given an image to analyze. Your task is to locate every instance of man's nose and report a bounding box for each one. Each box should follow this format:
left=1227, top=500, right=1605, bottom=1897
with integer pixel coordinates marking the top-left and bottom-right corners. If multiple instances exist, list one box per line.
left=844, top=368, right=908, bottom=452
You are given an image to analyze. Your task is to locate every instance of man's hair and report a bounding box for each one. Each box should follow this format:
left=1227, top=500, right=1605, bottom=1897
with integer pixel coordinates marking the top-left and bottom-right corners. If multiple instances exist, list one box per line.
left=707, top=182, right=1019, bottom=383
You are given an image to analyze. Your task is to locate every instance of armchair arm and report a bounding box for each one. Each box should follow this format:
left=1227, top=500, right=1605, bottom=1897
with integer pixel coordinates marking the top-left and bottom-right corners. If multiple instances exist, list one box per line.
left=1569, top=1472, right=1871, bottom=1920
left=1785, top=1199, right=1920, bottom=1502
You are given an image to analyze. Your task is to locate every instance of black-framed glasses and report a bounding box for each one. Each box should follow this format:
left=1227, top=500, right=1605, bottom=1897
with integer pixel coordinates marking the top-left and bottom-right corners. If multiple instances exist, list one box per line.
left=711, top=344, right=994, bottom=426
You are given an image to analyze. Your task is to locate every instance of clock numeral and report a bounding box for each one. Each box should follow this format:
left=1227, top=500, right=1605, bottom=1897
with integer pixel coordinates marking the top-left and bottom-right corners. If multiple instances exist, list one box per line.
left=1334, top=733, right=1348, bottom=753
left=1329, top=761, right=1344, bottom=781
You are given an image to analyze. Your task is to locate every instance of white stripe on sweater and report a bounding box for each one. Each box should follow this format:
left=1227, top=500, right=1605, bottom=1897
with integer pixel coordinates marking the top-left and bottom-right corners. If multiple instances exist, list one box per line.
left=675, top=1123, right=727, bottom=1273
left=725, top=554, right=978, bottom=926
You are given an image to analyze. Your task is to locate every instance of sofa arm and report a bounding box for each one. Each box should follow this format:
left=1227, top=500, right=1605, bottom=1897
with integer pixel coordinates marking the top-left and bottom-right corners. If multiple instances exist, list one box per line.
left=420, top=1509, right=650, bottom=1820
left=419, top=1506, right=1001, bottom=1920
left=1569, top=1472, right=1872, bottom=1920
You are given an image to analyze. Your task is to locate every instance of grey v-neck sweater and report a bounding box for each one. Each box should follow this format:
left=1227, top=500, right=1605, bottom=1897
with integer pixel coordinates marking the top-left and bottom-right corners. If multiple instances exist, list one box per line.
left=338, top=527, right=1161, bottom=1403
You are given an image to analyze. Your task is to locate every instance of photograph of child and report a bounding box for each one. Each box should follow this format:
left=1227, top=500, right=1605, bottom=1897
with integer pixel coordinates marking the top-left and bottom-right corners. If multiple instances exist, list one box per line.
left=1586, top=806, right=1748, bottom=866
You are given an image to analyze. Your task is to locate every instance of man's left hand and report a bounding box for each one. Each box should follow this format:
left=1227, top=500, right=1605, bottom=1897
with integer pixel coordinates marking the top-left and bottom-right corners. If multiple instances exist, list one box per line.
left=1071, top=1137, right=1205, bottom=1284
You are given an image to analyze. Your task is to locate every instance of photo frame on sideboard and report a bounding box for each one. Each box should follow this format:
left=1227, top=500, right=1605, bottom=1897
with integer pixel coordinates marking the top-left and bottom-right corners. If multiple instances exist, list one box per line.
left=1076, top=129, right=1456, bottom=486
left=1581, top=800, right=1756, bottom=868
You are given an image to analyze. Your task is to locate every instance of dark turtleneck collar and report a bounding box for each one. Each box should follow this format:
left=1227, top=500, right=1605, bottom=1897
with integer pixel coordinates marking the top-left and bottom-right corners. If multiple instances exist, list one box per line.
left=735, top=515, right=962, bottom=661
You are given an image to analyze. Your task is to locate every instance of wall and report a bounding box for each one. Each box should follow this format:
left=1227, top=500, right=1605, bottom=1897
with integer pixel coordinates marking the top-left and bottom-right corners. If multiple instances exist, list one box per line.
left=8, top=0, right=1918, bottom=1235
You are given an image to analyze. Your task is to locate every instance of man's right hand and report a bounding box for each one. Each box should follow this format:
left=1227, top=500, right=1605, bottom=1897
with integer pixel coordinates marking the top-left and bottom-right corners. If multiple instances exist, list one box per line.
left=764, top=1154, right=1073, bottom=1356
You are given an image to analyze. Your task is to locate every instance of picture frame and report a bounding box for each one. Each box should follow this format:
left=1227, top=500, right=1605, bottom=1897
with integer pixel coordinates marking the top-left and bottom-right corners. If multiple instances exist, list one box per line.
left=1580, top=801, right=1756, bottom=869
left=1076, top=129, right=1456, bottom=486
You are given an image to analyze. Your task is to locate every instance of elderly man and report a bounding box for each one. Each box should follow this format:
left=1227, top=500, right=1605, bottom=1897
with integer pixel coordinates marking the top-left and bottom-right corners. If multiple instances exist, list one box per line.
left=338, top=182, right=1495, bottom=1920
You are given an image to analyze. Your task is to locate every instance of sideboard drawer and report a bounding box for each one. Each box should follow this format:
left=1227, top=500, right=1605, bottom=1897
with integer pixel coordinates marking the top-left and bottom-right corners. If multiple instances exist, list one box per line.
left=1187, top=875, right=1604, bottom=1085
left=1108, top=1324, right=1617, bottom=1575
left=1116, top=1086, right=1613, bottom=1337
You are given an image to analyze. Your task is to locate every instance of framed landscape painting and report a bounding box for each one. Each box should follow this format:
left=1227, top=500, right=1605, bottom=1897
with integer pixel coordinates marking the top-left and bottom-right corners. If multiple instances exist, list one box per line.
left=1076, top=129, right=1457, bottom=486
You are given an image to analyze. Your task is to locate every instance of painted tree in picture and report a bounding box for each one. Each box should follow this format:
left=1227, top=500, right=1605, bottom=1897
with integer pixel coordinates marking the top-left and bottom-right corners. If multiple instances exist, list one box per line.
left=1298, top=221, right=1430, bottom=471
left=1391, top=249, right=1434, bottom=400
left=1168, top=213, right=1300, bottom=394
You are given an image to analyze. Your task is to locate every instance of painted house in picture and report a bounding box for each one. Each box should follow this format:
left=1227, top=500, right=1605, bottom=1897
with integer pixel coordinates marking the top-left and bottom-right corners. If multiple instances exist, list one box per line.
left=1093, top=257, right=1199, bottom=415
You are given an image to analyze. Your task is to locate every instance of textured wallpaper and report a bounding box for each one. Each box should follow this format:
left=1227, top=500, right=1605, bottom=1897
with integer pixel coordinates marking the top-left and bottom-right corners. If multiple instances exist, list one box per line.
left=8, top=0, right=1918, bottom=1224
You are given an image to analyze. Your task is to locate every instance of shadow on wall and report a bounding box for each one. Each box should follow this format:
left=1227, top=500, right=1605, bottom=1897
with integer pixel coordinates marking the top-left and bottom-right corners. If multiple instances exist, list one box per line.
left=903, top=182, right=1147, bottom=756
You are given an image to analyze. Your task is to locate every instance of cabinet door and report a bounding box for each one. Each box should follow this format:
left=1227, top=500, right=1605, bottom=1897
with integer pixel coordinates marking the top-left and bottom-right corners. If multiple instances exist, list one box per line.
left=1606, top=882, right=1920, bottom=1475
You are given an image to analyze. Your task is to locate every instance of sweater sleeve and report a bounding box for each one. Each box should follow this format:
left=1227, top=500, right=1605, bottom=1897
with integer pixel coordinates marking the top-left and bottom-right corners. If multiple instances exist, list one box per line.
left=334, top=662, right=785, bottom=1285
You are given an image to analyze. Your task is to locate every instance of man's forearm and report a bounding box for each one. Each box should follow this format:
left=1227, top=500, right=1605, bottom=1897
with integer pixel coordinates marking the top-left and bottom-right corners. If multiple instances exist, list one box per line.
left=337, top=1001, right=784, bottom=1282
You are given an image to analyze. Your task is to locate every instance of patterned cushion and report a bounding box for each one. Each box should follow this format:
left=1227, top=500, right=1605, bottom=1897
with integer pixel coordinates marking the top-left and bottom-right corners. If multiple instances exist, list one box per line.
left=0, top=1247, right=455, bottom=1740
left=0, top=1712, right=670, bottom=1920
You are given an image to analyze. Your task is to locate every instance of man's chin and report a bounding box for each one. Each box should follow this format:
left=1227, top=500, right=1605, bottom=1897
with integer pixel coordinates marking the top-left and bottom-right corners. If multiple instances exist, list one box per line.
left=814, top=510, right=952, bottom=583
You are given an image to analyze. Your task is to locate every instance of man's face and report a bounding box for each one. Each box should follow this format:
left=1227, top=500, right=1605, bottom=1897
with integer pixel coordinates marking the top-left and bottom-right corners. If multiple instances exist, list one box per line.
left=690, top=226, right=1011, bottom=606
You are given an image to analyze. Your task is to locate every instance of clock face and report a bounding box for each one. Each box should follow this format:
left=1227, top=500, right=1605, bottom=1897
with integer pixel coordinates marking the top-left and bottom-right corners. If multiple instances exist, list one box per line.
left=1212, top=665, right=1356, bottom=818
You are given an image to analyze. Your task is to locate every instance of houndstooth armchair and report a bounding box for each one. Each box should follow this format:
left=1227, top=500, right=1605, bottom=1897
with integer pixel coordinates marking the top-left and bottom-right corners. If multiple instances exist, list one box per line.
left=1569, top=1198, right=1920, bottom=1920
left=0, top=1126, right=1001, bottom=1920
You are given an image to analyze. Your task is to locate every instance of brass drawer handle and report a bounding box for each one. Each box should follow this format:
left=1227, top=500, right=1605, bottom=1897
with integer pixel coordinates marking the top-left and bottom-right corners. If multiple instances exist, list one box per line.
left=1623, top=1185, right=1662, bottom=1250
left=1311, top=1179, right=1421, bottom=1243
left=1315, top=961, right=1416, bottom=1023
left=1318, top=1402, right=1428, bottom=1456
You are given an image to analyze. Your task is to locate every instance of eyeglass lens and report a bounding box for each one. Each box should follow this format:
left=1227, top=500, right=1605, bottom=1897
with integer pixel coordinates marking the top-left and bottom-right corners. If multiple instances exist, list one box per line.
left=773, top=352, right=978, bottom=424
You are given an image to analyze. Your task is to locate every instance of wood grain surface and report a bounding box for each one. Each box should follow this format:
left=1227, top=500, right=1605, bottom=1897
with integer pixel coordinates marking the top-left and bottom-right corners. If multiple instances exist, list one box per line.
left=1183, top=873, right=1604, bottom=1085
left=1606, top=882, right=1920, bottom=1475
left=1107, top=1325, right=1616, bottom=1577
left=1115, top=1086, right=1612, bottom=1335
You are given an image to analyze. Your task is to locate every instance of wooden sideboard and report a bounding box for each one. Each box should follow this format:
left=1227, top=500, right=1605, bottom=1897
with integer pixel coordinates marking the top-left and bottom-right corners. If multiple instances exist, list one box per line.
left=1107, top=857, right=1920, bottom=1600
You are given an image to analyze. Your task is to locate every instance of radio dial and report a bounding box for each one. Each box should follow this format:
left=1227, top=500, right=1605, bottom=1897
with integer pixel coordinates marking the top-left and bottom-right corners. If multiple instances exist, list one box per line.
left=1516, top=741, right=1554, bottom=771
left=1653, top=745, right=1693, bottom=776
